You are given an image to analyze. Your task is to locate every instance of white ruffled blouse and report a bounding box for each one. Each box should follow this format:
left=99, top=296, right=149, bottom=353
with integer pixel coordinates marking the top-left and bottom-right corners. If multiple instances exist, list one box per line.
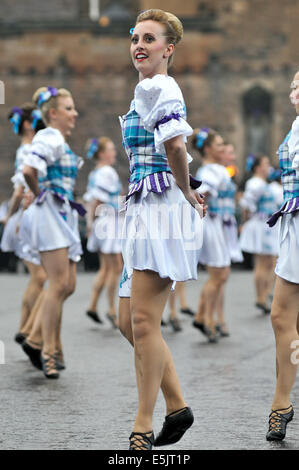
left=134, top=74, right=193, bottom=162
left=288, top=116, right=299, bottom=178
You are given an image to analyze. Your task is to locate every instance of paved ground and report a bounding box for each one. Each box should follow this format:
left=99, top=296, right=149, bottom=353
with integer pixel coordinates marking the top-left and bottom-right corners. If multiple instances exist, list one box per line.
left=1, top=269, right=299, bottom=450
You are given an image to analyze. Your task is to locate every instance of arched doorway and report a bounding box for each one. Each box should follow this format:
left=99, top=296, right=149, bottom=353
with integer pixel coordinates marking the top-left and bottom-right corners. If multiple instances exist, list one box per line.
left=242, top=86, right=273, bottom=159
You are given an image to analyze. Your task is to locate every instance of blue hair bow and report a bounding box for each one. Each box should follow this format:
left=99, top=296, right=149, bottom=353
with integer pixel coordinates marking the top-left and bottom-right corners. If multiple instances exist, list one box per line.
left=129, top=27, right=134, bottom=35
left=37, top=86, right=58, bottom=107
left=86, top=139, right=99, bottom=159
left=32, top=109, right=42, bottom=130
left=196, top=128, right=209, bottom=150
left=268, top=167, right=281, bottom=181
left=9, top=107, right=23, bottom=134
left=246, top=154, right=256, bottom=172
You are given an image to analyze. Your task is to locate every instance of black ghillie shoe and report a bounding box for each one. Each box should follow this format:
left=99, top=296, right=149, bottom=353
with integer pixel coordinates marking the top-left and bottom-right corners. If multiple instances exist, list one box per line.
left=54, top=350, right=66, bottom=371
left=255, top=302, right=271, bottom=314
left=216, top=324, right=230, bottom=337
left=154, top=407, right=194, bottom=447
left=15, top=332, right=26, bottom=344
left=180, top=307, right=195, bottom=317
left=22, top=340, right=42, bottom=370
left=86, top=310, right=103, bottom=324
left=192, top=320, right=210, bottom=337
left=41, top=354, right=60, bottom=379
left=129, top=431, right=154, bottom=450
left=169, top=318, right=183, bottom=332
left=266, top=406, right=294, bottom=441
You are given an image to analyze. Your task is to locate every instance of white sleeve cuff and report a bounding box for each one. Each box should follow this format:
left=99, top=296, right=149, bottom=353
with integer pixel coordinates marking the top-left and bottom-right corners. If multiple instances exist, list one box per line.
left=23, top=153, right=47, bottom=178
left=154, top=117, right=193, bottom=154
left=91, top=187, right=110, bottom=204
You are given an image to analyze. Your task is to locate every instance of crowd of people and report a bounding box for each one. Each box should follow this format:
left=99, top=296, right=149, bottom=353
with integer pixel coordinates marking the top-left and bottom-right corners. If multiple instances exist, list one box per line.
left=1, top=8, right=298, bottom=450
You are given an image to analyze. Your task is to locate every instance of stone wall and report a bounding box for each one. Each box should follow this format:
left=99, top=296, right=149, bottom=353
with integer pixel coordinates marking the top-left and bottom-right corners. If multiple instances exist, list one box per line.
left=0, top=0, right=298, bottom=200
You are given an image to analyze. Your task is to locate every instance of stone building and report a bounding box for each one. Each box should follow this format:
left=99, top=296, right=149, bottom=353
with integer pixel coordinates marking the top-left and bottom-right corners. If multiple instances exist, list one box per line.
left=0, top=0, right=298, bottom=200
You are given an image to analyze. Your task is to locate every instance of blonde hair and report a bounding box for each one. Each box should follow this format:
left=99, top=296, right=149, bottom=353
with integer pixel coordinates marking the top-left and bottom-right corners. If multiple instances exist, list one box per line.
left=135, top=9, right=183, bottom=66
left=32, top=87, right=72, bottom=124
left=85, top=136, right=112, bottom=159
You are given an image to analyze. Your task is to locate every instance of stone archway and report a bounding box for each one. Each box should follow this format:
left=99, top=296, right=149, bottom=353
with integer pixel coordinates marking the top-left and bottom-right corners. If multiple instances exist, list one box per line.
left=242, top=85, right=273, bottom=159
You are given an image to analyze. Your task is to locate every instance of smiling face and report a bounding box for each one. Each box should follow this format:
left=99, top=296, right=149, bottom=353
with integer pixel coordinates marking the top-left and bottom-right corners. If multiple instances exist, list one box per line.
left=205, top=135, right=225, bottom=163
left=98, top=140, right=116, bottom=166
left=48, top=96, right=78, bottom=137
left=222, top=144, right=236, bottom=166
left=290, top=71, right=299, bottom=115
left=130, top=20, right=174, bottom=79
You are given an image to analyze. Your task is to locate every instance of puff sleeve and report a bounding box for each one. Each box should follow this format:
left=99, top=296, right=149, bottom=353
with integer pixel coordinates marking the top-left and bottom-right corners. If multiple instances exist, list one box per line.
left=11, top=145, right=31, bottom=189
left=91, top=166, right=120, bottom=203
left=288, top=116, right=299, bottom=178
left=134, top=74, right=193, bottom=157
left=23, top=127, right=65, bottom=178
left=196, top=164, right=226, bottom=198
left=240, top=177, right=266, bottom=213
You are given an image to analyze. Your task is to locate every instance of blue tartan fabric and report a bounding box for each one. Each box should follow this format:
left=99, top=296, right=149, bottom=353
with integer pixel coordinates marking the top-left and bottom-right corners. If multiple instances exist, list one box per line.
left=279, top=131, right=299, bottom=202
left=256, top=186, right=277, bottom=216
left=267, top=131, right=299, bottom=227
left=38, top=143, right=79, bottom=201
left=120, top=100, right=172, bottom=184
left=203, top=181, right=237, bottom=217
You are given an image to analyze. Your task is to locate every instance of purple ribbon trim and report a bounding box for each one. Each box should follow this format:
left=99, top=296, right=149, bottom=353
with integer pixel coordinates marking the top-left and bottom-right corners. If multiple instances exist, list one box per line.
left=189, top=174, right=202, bottom=190
left=267, top=197, right=299, bottom=227
left=32, top=151, right=47, bottom=163
left=36, top=189, right=86, bottom=216
left=154, top=113, right=181, bottom=130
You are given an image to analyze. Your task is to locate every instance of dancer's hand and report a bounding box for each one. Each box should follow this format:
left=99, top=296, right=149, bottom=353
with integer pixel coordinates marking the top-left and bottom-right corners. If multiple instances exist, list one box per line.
left=183, top=189, right=208, bottom=218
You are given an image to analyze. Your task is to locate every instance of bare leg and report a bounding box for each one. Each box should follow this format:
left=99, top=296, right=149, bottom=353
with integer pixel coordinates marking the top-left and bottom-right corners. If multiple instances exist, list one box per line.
left=88, top=252, right=107, bottom=312
left=255, top=255, right=271, bottom=305
left=55, top=261, right=77, bottom=355
left=271, top=276, right=299, bottom=410
left=216, top=284, right=225, bottom=325
left=198, top=266, right=230, bottom=336
left=19, top=262, right=46, bottom=331
left=169, top=290, right=177, bottom=320
left=105, top=254, right=121, bottom=318
left=21, top=290, right=44, bottom=338
left=130, top=269, right=187, bottom=432
left=176, top=282, right=189, bottom=310
left=119, top=296, right=186, bottom=416
left=39, top=249, right=70, bottom=358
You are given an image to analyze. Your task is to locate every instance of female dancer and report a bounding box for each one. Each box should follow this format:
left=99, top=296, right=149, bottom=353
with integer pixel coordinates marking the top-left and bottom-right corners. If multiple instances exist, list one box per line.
left=266, top=71, right=299, bottom=441
left=215, top=141, right=243, bottom=336
left=192, top=129, right=241, bottom=342
left=85, top=137, right=123, bottom=328
left=117, top=9, right=205, bottom=449
left=239, top=155, right=278, bottom=314
left=21, top=86, right=84, bottom=379
left=1, top=104, right=47, bottom=343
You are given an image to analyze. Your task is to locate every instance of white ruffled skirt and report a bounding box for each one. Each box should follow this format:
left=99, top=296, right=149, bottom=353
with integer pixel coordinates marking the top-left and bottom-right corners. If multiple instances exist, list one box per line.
left=87, top=208, right=123, bottom=254
left=119, top=174, right=203, bottom=297
left=19, top=192, right=82, bottom=262
left=0, top=208, right=41, bottom=265
left=275, top=211, right=299, bottom=283
left=0, top=208, right=23, bottom=253
left=198, top=213, right=235, bottom=268
left=240, top=213, right=279, bottom=256
left=223, top=217, right=244, bottom=264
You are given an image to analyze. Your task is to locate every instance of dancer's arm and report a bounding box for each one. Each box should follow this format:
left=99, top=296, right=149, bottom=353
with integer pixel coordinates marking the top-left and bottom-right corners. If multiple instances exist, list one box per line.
left=23, top=166, right=40, bottom=197
left=165, top=135, right=206, bottom=216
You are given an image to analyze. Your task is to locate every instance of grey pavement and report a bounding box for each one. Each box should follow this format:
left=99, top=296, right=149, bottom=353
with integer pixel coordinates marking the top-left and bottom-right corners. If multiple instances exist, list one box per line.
left=1, top=269, right=299, bottom=450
